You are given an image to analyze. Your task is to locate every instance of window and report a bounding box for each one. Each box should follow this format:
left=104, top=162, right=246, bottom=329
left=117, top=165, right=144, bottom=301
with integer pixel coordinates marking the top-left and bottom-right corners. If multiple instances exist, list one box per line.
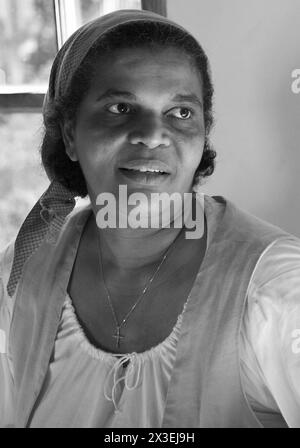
left=0, top=113, right=48, bottom=249
left=0, top=0, right=166, bottom=249
left=55, top=0, right=142, bottom=47
left=55, top=0, right=166, bottom=46
left=0, top=0, right=166, bottom=110
left=0, top=0, right=58, bottom=248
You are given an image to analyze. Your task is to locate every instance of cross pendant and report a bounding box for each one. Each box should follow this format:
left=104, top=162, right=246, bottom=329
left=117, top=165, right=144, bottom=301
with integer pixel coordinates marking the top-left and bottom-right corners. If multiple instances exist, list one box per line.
left=112, top=327, right=125, bottom=348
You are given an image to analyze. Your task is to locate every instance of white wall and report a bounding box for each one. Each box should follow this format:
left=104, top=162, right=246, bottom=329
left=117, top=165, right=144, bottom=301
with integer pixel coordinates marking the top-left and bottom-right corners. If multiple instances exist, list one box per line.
left=168, top=0, right=300, bottom=237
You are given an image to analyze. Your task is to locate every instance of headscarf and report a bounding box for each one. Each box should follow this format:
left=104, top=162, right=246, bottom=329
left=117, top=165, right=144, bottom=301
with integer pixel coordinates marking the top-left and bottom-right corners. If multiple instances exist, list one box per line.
left=7, top=9, right=200, bottom=297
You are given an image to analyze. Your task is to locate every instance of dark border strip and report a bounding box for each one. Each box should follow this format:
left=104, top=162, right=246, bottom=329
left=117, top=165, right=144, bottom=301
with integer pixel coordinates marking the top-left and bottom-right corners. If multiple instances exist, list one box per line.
left=0, top=93, right=45, bottom=114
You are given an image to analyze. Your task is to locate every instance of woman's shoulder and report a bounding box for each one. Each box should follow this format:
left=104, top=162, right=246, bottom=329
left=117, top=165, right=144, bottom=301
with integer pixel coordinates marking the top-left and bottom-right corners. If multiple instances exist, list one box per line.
left=249, top=236, right=300, bottom=293
left=245, top=236, right=300, bottom=325
left=0, top=201, right=92, bottom=298
left=203, top=194, right=292, bottom=248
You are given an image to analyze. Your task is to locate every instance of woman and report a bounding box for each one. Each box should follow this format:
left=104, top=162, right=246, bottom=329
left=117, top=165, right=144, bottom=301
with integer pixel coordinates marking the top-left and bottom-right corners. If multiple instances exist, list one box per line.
left=1, top=9, right=300, bottom=428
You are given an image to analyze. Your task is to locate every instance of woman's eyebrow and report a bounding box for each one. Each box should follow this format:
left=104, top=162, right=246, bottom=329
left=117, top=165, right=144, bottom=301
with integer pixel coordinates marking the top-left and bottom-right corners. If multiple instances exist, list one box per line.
left=96, top=89, right=136, bottom=102
left=96, top=89, right=203, bottom=109
left=171, top=93, right=203, bottom=109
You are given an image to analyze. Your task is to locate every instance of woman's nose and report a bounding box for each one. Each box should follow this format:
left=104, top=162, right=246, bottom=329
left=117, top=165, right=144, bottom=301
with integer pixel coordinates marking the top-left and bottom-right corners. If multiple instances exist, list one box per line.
left=128, top=115, right=171, bottom=149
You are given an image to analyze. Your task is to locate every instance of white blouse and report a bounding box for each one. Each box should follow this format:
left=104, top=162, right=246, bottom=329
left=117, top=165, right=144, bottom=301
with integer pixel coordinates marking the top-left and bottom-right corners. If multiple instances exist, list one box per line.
left=25, top=238, right=300, bottom=428
left=29, top=293, right=185, bottom=428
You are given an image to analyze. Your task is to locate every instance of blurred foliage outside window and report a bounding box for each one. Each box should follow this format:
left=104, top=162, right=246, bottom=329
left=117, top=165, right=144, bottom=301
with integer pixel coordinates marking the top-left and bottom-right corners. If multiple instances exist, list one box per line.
left=0, top=0, right=57, bottom=86
left=0, top=114, right=48, bottom=250
left=78, top=0, right=141, bottom=24
left=0, top=0, right=57, bottom=250
left=55, top=0, right=141, bottom=46
left=0, top=0, right=142, bottom=250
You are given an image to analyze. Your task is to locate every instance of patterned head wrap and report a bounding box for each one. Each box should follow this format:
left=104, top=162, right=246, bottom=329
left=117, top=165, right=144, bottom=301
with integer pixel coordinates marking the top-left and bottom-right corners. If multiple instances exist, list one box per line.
left=7, top=9, right=196, bottom=297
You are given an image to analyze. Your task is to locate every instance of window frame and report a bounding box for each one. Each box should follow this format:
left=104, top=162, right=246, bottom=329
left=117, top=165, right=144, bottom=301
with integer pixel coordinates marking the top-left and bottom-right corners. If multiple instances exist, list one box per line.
left=141, top=0, right=166, bottom=17
left=0, top=0, right=166, bottom=114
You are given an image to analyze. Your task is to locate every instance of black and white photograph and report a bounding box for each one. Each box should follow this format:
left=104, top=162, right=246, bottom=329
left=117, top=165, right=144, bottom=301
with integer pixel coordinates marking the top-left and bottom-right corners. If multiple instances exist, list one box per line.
left=0, top=0, right=300, bottom=429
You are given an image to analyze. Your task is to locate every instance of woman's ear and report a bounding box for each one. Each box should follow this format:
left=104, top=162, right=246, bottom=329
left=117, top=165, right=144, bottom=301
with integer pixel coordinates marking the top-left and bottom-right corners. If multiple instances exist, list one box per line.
left=61, top=120, right=78, bottom=162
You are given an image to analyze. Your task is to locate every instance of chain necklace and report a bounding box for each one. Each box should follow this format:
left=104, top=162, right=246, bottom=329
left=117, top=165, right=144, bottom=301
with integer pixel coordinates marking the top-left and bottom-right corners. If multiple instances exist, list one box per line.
left=97, top=232, right=180, bottom=349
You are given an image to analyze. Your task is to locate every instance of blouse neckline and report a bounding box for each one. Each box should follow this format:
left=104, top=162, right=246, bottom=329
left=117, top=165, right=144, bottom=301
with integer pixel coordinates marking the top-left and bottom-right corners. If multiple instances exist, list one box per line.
left=64, top=292, right=187, bottom=363
left=62, top=192, right=209, bottom=364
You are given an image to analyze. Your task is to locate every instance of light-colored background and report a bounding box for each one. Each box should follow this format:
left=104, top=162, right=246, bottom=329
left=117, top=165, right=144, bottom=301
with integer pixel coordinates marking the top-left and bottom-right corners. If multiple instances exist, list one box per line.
left=169, top=0, right=300, bottom=237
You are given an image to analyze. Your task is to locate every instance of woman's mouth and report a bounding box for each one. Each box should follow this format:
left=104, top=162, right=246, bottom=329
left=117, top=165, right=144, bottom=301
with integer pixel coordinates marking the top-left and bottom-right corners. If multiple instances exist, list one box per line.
left=118, top=160, right=171, bottom=185
left=118, top=167, right=170, bottom=185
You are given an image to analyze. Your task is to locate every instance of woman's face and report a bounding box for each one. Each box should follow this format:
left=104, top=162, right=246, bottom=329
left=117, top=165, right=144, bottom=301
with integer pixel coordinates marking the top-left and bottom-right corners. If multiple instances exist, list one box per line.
left=64, top=45, right=205, bottom=209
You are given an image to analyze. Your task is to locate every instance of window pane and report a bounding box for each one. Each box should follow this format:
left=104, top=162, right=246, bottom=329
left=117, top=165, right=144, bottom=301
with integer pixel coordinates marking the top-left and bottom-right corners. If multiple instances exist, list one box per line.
left=0, top=0, right=57, bottom=87
left=0, top=113, right=49, bottom=249
left=78, top=0, right=141, bottom=26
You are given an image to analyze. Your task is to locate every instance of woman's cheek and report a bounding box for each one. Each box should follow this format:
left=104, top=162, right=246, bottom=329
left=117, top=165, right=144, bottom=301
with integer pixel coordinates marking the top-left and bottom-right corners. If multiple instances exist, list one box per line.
left=172, top=125, right=205, bottom=153
left=75, top=120, right=121, bottom=158
left=167, top=117, right=205, bottom=139
left=175, top=132, right=205, bottom=171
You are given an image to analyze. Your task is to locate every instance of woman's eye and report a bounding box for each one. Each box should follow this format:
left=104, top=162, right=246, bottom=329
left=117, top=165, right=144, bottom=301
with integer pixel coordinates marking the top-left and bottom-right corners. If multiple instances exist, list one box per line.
left=107, top=103, right=132, bottom=114
left=169, top=107, right=193, bottom=120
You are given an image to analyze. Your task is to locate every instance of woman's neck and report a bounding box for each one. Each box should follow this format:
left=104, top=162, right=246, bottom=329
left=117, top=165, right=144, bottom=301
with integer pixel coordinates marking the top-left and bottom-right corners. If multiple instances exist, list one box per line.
left=81, top=200, right=207, bottom=296
left=86, top=190, right=205, bottom=271
left=88, top=212, right=184, bottom=271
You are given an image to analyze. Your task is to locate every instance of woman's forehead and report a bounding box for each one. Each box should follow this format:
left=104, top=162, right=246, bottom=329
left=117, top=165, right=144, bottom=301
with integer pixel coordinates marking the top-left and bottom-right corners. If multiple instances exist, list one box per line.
left=89, top=46, right=203, bottom=96
left=100, top=45, right=193, bottom=65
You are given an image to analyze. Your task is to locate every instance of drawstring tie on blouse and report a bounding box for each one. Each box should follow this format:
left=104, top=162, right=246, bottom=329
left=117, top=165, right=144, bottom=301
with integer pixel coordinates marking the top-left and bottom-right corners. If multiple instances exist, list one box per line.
left=104, top=352, right=142, bottom=412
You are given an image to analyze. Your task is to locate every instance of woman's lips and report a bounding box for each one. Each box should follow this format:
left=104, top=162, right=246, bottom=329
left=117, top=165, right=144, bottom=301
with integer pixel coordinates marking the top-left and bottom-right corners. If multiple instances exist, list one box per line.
left=118, top=159, right=172, bottom=174
left=118, top=167, right=170, bottom=185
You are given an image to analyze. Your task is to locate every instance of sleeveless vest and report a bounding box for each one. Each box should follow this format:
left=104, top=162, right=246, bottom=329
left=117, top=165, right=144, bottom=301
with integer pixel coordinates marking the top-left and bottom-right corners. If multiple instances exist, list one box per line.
left=2, top=195, right=290, bottom=427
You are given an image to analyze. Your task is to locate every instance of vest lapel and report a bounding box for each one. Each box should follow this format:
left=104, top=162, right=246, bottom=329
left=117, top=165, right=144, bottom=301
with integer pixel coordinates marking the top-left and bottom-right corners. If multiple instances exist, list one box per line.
left=161, top=196, right=288, bottom=428
left=9, top=206, right=91, bottom=427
